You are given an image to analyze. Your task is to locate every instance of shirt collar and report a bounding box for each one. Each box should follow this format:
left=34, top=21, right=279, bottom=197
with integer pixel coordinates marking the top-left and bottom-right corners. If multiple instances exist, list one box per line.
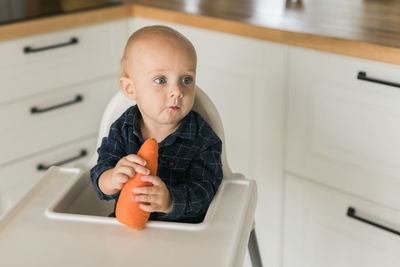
left=127, top=105, right=197, bottom=146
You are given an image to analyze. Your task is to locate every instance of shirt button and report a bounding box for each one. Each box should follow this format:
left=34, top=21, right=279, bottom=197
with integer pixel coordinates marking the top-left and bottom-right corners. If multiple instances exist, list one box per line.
left=168, top=161, right=175, bottom=168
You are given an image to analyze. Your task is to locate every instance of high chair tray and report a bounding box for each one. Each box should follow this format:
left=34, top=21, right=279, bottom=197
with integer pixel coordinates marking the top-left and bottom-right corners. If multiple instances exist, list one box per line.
left=0, top=166, right=257, bottom=267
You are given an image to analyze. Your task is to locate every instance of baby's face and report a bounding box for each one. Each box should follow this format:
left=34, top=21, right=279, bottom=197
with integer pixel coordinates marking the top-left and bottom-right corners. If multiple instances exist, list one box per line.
left=126, top=36, right=196, bottom=130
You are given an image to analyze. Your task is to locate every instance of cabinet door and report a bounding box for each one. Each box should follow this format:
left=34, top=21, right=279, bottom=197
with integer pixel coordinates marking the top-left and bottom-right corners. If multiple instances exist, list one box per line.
left=286, top=46, right=400, bottom=210
left=129, top=18, right=288, bottom=267
left=0, top=136, right=96, bottom=221
left=283, top=174, right=400, bottom=267
left=0, top=20, right=127, bottom=104
left=0, top=76, right=118, bottom=165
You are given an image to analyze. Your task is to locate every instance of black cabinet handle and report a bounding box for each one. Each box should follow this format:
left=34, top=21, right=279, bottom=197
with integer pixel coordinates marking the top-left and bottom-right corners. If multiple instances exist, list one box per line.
left=347, top=207, right=400, bottom=236
left=37, top=149, right=87, bottom=171
left=30, top=95, right=83, bottom=114
left=357, top=71, right=400, bottom=88
left=24, top=37, right=79, bottom=54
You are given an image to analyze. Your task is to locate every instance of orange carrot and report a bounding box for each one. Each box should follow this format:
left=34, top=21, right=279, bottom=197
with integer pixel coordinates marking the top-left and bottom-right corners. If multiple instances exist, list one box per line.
left=116, top=138, right=158, bottom=230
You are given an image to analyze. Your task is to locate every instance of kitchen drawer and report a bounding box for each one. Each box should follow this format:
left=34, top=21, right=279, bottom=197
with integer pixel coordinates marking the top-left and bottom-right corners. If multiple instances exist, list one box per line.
left=283, top=174, right=400, bottom=267
left=286, top=46, right=400, bottom=210
left=0, top=135, right=96, bottom=221
left=0, top=76, right=117, bottom=165
left=0, top=19, right=126, bottom=104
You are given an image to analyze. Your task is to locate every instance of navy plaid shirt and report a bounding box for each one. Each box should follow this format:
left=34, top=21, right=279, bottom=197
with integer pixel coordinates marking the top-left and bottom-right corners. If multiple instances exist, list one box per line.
left=90, top=105, right=223, bottom=223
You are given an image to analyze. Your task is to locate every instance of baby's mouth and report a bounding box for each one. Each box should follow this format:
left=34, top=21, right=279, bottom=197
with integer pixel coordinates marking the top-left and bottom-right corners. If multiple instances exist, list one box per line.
left=169, top=105, right=180, bottom=111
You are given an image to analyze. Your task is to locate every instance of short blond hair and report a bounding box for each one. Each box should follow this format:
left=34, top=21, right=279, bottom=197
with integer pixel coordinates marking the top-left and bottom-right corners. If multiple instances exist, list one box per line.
left=120, top=25, right=196, bottom=77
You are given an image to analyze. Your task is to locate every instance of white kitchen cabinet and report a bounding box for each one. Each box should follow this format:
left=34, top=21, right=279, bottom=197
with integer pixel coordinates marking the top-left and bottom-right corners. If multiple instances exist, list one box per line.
left=0, top=76, right=117, bottom=165
left=129, top=17, right=288, bottom=267
left=0, top=136, right=96, bottom=221
left=0, top=20, right=127, bottom=221
left=283, top=174, right=400, bottom=267
left=284, top=46, right=400, bottom=266
left=286, top=46, right=400, bottom=210
left=0, top=20, right=126, bottom=104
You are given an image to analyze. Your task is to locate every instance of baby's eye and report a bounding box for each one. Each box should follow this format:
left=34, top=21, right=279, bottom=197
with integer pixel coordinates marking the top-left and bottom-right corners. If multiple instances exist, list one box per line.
left=154, top=77, right=166, bottom=84
left=182, top=76, right=193, bottom=85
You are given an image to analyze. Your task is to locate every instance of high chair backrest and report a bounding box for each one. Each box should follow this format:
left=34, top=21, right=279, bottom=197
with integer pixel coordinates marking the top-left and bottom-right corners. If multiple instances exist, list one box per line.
left=87, top=86, right=232, bottom=177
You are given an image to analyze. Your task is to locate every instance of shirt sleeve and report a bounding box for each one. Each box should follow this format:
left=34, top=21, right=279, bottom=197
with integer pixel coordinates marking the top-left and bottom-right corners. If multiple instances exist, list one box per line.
left=159, top=139, right=223, bottom=220
left=90, top=119, right=127, bottom=201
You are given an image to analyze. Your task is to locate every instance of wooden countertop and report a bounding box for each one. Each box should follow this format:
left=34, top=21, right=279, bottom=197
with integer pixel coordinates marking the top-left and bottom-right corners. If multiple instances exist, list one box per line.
left=1, top=0, right=400, bottom=65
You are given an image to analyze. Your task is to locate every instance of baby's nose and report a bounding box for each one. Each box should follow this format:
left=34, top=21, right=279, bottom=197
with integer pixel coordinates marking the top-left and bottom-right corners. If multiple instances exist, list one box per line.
left=170, top=85, right=183, bottom=98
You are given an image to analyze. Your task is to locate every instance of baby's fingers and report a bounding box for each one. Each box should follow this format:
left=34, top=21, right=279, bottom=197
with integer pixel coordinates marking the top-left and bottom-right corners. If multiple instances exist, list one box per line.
left=138, top=203, right=157, bottom=213
left=133, top=186, right=156, bottom=195
left=140, top=175, right=162, bottom=186
left=125, top=154, right=147, bottom=166
left=117, top=161, right=149, bottom=177
left=125, top=155, right=150, bottom=175
left=133, top=165, right=150, bottom=176
left=112, top=173, right=129, bottom=189
left=116, top=166, right=135, bottom=177
left=120, top=159, right=149, bottom=176
left=133, top=194, right=154, bottom=203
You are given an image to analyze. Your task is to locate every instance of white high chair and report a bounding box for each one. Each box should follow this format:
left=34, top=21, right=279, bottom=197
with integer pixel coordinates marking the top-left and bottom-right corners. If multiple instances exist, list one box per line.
left=86, top=86, right=263, bottom=267
left=0, top=87, right=262, bottom=267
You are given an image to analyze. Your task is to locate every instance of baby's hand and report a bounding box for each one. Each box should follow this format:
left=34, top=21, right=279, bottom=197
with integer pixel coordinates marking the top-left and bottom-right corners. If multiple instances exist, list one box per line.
left=132, top=176, right=173, bottom=214
left=110, top=154, right=150, bottom=190
left=98, top=154, right=149, bottom=195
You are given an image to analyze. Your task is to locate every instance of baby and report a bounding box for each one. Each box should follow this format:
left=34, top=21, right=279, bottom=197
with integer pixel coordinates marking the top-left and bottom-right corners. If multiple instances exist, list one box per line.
left=90, top=25, right=223, bottom=223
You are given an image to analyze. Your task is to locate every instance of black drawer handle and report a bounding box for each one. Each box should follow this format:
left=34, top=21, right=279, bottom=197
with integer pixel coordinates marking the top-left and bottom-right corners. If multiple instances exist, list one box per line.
left=37, top=149, right=87, bottom=171
left=347, top=207, right=400, bottom=236
left=30, top=95, right=83, bottom=114
left=24, top=37, right=79, bottom=54
left=357, top=71, right=400, bottom=88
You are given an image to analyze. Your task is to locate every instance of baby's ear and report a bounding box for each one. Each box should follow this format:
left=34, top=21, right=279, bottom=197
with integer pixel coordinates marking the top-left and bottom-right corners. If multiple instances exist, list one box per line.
left=119, top=76, right=136, bottom=100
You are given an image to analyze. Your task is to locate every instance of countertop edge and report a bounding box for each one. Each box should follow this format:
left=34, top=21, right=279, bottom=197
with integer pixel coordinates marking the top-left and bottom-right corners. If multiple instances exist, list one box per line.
left=0, top=5, right=131, bottom=42
left=0, top=4, right=399, bottom=66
